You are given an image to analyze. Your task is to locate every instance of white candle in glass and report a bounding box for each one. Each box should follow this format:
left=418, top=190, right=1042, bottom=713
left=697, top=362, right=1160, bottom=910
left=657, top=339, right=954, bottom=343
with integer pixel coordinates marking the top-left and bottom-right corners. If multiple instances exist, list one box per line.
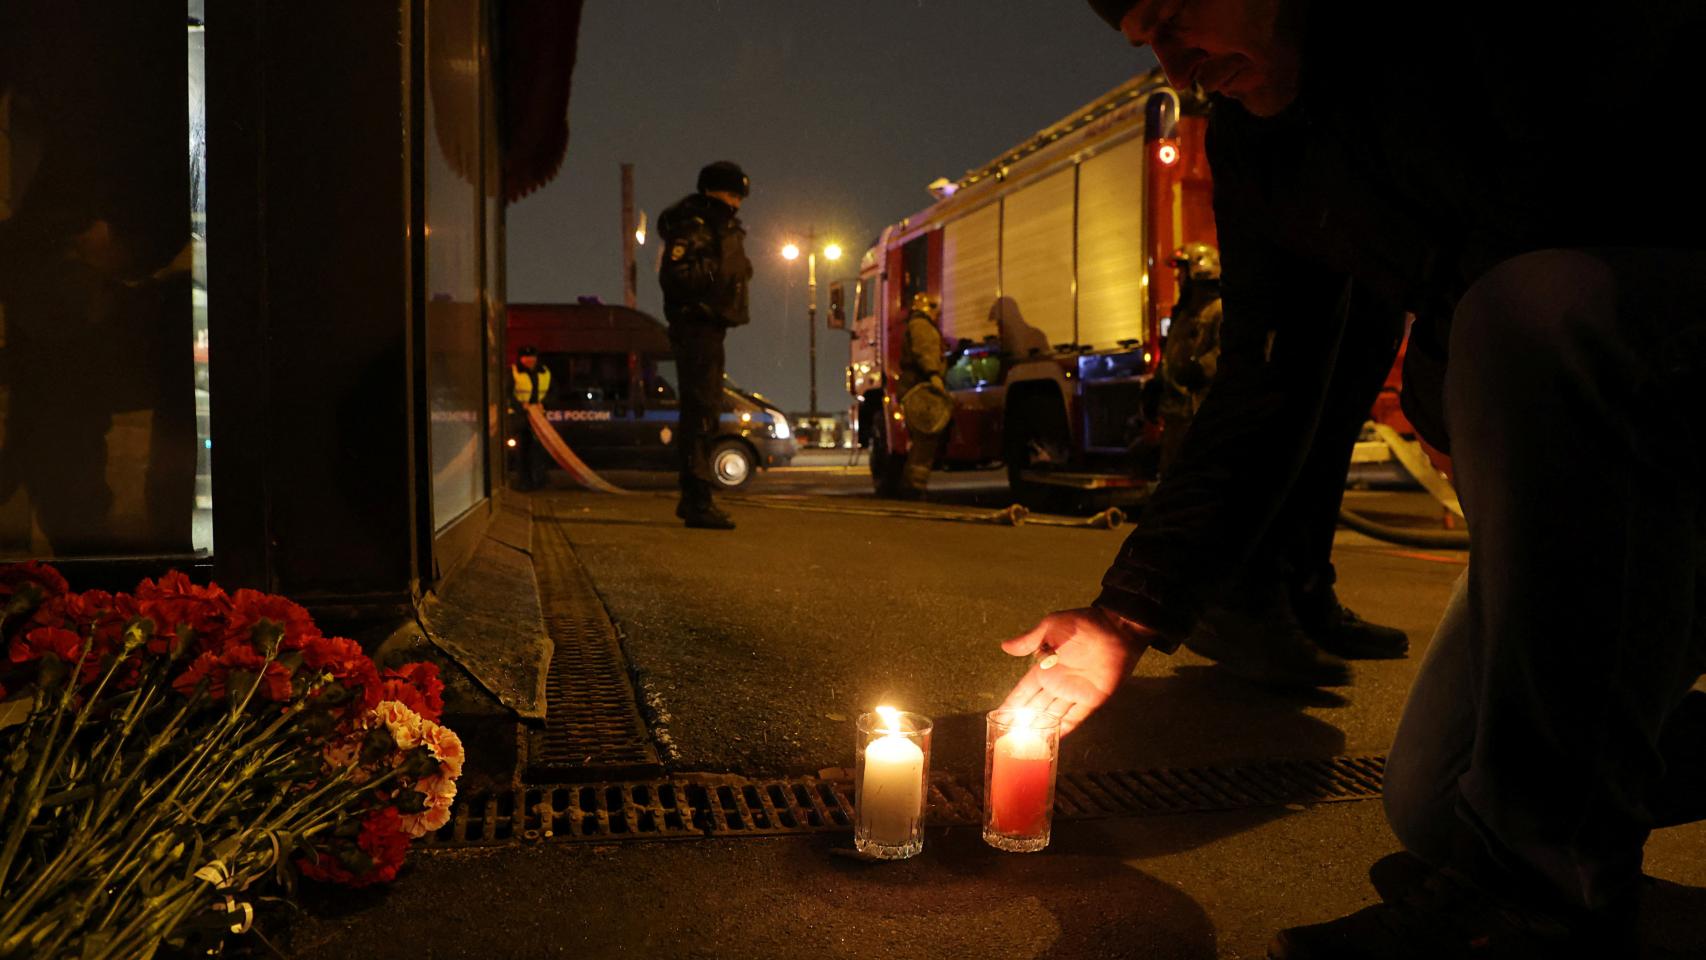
left=860, top=706, right=924, bottom=845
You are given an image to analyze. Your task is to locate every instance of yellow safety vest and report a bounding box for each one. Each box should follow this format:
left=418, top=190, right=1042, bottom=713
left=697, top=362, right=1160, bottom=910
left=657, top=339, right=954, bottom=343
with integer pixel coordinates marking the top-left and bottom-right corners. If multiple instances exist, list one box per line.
left=511, top=364, right=551, bottom=405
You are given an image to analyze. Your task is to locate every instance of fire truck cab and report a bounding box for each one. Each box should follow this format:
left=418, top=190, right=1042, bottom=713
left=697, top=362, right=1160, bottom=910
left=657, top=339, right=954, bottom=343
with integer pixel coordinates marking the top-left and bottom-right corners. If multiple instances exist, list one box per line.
left=849, top=71, right=1216, bottom=500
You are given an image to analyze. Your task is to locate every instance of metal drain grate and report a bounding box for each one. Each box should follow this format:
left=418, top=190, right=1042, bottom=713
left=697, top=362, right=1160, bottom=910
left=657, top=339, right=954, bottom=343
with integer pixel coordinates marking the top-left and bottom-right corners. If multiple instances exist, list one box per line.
left=1054, top=755, right=1385, bottom=819
left=527, top=507, right=662, bottom=781
left=426, top=757, right=1384, bottom=849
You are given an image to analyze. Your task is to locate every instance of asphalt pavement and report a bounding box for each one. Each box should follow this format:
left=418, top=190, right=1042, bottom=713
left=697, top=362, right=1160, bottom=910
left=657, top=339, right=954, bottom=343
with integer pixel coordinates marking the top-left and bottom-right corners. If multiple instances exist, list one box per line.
left=287, top=455, right=1706, bottom=960
left=543, top=457, right=1461, bottom=780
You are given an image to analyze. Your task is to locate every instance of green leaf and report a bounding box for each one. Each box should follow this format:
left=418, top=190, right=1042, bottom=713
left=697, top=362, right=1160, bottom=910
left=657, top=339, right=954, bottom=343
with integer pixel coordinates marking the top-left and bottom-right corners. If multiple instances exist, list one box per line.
left=0, top=692, right=33, bottom=732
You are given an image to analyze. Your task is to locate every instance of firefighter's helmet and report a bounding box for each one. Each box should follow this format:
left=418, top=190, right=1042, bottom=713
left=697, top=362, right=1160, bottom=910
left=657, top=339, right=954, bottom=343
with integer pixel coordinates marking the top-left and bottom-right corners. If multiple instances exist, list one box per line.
left=1171, top=243, right=1221, bottom=284
left=910, top=293, right=941, bottom=321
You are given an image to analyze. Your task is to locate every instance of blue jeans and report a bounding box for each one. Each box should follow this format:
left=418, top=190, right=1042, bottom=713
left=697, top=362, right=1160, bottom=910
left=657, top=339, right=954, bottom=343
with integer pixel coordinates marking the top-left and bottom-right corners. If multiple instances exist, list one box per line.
left=1382, top=249, right=1706, bottom=912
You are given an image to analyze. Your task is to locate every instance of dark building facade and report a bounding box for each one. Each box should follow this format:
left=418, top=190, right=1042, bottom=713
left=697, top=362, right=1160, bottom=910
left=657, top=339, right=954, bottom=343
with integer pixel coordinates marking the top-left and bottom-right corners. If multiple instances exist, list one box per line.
left=0, top=1, right=582, bottom=617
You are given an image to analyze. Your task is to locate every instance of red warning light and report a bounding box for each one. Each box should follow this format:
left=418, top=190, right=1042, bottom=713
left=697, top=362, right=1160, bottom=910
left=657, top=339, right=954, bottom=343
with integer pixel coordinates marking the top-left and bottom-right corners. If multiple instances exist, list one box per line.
left=1157, top=142, right=1180, bottom=166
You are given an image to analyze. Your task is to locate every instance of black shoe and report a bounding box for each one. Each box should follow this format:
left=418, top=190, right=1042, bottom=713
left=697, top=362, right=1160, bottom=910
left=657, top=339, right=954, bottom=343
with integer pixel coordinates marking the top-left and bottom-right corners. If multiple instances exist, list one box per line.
left=893, top=486, right=927, bottom=502
left=1367, top=851, right=1434, bottom=902
left=677, top=501, right=735, bottom=530
left=1296, top=587, right=1409, bottom=660
left=1269, top=868, right=1612, bottom=960
left=1185, top=599, right=1354, bottom=689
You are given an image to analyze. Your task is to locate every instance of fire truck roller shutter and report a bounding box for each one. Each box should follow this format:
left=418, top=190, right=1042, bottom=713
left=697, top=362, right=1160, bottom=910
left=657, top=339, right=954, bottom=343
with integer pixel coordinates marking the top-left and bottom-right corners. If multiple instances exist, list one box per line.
left=1000, top=167, right=1077, bottom=349
left=940, top=205, right=1001, bottom=347
left=1075, top=137, right=1147, bottom=351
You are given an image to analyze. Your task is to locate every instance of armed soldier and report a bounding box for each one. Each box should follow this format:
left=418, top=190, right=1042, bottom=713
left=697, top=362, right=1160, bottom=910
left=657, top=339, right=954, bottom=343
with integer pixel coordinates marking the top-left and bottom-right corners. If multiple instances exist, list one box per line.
left=895, top=293, right=952, bottom=499
left=656, top=161, right=753, bottom=530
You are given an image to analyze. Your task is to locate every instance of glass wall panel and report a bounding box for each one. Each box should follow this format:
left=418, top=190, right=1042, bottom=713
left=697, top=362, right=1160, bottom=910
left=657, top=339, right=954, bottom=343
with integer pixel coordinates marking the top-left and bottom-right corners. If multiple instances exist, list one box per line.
left=189, top=5, right=211, bottom=554
left=0, top=1, right=200, bottom=558
left=425, top=0, right=489, bottom=531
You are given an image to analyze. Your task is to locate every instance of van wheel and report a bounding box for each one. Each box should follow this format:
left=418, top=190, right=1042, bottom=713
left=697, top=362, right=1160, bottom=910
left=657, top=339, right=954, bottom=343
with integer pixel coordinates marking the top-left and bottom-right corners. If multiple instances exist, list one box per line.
left=711, top=439, right=756, bottom=490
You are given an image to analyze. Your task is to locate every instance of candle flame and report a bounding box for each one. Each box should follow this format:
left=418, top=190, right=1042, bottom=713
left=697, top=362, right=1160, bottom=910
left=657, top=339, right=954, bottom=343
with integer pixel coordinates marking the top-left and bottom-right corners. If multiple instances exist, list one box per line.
left=875, top=705, right=902, bottom=734
left=1013, top=707, right=1036, bottom=730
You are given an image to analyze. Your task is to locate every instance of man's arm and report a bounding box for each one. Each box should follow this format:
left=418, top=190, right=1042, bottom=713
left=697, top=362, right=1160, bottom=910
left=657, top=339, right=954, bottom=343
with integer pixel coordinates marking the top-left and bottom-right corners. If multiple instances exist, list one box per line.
left=1095, top=204, right=1352, bottom=646
left=998, top=110, right=1357, bottom=733
left=659, top=216, right=717, bottom=305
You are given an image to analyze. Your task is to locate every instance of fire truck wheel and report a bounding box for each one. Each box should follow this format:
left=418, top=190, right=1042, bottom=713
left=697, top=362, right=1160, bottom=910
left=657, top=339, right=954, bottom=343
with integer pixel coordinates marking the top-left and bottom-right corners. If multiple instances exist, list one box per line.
left=710, top=439, right=756, bottom=490
left=1004, top=396, right=1072, bottom=510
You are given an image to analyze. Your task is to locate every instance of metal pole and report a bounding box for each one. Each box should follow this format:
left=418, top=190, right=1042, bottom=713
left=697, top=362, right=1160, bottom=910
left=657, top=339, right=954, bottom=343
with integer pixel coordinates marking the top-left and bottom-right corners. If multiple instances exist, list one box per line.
left=620, top=163, right=637, bottom=309
left=808, top=239, right=819, bottom=418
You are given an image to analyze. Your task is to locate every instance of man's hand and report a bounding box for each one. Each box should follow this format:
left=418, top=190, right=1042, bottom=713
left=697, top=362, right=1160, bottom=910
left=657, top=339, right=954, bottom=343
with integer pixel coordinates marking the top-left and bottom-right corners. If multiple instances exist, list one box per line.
left=1000, top=607, right=1153, bottom=735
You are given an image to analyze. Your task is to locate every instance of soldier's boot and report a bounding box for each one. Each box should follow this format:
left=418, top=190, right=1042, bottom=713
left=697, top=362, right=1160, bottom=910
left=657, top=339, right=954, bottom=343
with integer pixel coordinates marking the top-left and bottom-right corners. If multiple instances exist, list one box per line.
left=676, top=493, right=735, bottom=530
left=1293, top=578, right=1410, bottom=660
left=1184, top=583, right=1354, bottom=689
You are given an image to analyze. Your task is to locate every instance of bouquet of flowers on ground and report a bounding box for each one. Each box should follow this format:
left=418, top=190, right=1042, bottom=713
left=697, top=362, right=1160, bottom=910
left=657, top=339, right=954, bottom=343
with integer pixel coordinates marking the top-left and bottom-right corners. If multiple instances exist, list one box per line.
left=0, top=562, right=464, bottom=959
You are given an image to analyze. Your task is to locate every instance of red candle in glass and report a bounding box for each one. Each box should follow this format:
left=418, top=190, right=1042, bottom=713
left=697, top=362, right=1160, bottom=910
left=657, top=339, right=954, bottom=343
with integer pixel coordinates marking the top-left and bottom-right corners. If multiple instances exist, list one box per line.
left=990, top=733, right=1053, bottom=834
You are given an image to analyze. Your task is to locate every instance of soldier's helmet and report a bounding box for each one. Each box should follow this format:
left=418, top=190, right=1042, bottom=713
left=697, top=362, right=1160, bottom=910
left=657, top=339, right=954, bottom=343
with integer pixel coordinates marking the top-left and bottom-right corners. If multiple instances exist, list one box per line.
left=910, top=292, right=941, bottom=321
left=1171, top=243, right=1221, bottom=283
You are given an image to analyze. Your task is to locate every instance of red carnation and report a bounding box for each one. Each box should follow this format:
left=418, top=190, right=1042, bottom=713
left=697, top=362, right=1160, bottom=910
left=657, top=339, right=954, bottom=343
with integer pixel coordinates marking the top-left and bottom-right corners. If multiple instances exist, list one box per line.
left=133, top=573, right=233, bottom=657
left=9, top=627, right=90, bottom=683
left=304, top=636, right=381, bottom=708
left=228, top=589, right=321, bottom=652
left=0, top=561, right=69, bottom=602
left=379, top=662, right=445, bottom=722
left=172, top=644, right=295, bottom=702
left=297, top=806, right=411, bottom=887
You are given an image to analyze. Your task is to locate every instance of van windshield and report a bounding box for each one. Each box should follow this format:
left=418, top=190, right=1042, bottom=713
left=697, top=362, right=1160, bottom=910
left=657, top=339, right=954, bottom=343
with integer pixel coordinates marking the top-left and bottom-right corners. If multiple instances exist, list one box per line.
left=544, top=351, right=628, bottom=407
left=641, top=356, right=678, bottom=403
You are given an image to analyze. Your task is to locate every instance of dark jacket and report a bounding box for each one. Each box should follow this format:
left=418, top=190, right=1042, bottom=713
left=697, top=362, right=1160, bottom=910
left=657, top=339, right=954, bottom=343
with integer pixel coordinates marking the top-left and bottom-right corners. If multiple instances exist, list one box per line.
left=657, top=193, right=752, bottom=328
left=1096, top=0, right=1706, bottom=644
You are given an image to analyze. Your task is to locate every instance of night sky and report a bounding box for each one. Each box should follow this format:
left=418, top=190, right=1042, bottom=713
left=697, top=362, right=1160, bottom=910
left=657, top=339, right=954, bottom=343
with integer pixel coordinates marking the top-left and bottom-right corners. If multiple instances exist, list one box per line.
left=506, top=2, right=1158, bottom=414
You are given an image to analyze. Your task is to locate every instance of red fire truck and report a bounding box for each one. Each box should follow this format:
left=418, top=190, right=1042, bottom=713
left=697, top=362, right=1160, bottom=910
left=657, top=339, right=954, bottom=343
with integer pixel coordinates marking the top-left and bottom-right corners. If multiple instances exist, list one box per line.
left=848, top=70, right=1215, bottom=500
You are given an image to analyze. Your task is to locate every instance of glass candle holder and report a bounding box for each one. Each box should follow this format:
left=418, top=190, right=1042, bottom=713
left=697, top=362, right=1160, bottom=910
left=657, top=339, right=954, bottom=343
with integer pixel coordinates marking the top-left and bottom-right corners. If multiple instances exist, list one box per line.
left=854, top=707, right=933, bottom=860
left=983, top=707, right=1061, bottom=853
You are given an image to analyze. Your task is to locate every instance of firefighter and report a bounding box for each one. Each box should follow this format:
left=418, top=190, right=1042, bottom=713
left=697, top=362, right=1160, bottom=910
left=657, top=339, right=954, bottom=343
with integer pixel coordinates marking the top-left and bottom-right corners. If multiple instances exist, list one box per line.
left=999, top=2, right=1706, bottom=956
left=509, top=345, right=553, bottom=491
left=895, top=293, right=951, bottom=499
left=1157, top=242, right=1223, bottom=475
left=657, top=161, right=753, bottom=530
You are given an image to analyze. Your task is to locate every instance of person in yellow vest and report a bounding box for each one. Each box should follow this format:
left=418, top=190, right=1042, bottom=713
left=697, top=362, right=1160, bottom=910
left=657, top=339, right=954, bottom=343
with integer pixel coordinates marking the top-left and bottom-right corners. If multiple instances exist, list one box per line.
left=510, top=345, right=553, bottom=491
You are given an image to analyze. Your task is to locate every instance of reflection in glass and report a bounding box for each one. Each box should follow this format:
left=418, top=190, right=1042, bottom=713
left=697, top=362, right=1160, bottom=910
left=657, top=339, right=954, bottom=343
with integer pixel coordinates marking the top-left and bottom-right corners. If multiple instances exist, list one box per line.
left=426, top=0, right=489, bottom=529
left=0, top=2, right=200, bottom=558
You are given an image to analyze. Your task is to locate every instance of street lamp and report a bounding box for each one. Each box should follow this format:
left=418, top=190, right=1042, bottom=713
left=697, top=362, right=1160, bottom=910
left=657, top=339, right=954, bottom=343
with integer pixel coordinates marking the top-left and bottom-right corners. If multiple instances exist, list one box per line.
left=779, top=230, right=842, bottom=418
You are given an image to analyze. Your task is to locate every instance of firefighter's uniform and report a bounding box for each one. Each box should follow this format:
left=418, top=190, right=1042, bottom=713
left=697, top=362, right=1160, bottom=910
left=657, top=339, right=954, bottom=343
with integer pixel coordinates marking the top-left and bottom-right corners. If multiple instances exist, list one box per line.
left=657, top=161, right=753, bottom=529
left=510, top=355, right=552, bottom=490
left=1158, top=243, right=1224, bottom=475
left=896, top=294, right=950, bottom=497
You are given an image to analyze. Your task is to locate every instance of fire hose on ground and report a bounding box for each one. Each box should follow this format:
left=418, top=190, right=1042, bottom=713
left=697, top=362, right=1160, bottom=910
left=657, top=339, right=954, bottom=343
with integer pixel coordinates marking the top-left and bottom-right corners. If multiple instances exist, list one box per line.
left=528, top=403, right=1463, bottom=547
left=1338, top=423, right=1469, bottom=550
left=527, top=405, right=629, bottom=495
left=720, top=496, right=1127, bottom=531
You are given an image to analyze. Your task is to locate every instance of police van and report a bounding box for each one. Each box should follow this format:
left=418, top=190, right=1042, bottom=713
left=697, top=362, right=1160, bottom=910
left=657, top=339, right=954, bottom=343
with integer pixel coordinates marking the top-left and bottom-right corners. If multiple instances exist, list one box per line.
left=507, top=302, right=796, bottom=489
